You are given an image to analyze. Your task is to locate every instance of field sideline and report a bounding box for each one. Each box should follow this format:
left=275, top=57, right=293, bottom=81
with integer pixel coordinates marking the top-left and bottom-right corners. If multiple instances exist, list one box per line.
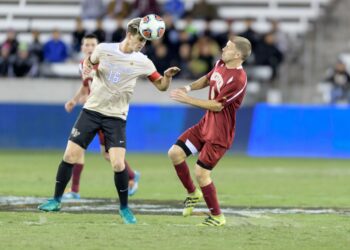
left=0, top=151, right=349, bottom=249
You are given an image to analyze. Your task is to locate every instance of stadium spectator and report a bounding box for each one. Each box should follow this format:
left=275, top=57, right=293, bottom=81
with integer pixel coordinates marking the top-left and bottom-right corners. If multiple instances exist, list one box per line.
left=269, top=19, right=289, bottom=54
left=216, top=19, right=235, bottom=48
left=162, top=14, right=180, bottom=61
left=238, top=18, right=260, bottom=55
left=43, top=29, right=68, bottom=63
left=326, top=60, right=350, bottom=104
left=72, top=18, right=86, bottom=54
left=201, top=18, right=217, bottom=41
left=0, top=44, right=12, bottom=76
left=12, top=43, right=38, bottom=77
left=107, top=0, right=131, bottom=19
left=130, top=0, right=161, bottom=18
left=254, top=32, right=283, bottom=81
left=93, top=18, right=107, bottom=43
left=182, top=12, right=198, bottom=42
left=190, top=0, right=218, bottom=20
left=111, top=16, right=126, bottom=42
left=177, top=43, right=194, bottom=79
left=163, top=0, right=185, bottom=20
left=80, top=0, right=105, bottom=19
left=190, top=36, right=220, bottom=78
left=150, top=43, right=172, bottom=74
left=28, top=30, right=43, bottom=63
left=1, top=29, right=18, bottom=56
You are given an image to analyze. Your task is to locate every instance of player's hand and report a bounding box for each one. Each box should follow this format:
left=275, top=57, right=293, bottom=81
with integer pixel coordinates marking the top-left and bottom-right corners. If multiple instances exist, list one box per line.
left=164, top=67, right=181, bottom=78
left=82, top=58, right=94, bottom=80
left=83, top=77, right=93, bottom=87
left=170, top=88, right=189, bottom=103
left=64, top=100, right=76, bottom=113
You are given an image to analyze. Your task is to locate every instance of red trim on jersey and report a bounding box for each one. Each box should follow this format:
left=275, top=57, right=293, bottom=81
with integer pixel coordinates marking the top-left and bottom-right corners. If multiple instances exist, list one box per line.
left=148, top=71, right=162, bottom=82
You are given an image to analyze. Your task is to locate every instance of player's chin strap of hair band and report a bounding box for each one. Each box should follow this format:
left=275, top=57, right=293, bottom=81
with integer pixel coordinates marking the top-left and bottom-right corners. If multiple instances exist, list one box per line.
left=184, top=85, right=191, bottom=93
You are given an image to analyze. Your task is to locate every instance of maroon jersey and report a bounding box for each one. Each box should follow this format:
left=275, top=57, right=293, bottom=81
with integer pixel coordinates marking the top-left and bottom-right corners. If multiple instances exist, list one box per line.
left=199, top=60, right=247, bottom=148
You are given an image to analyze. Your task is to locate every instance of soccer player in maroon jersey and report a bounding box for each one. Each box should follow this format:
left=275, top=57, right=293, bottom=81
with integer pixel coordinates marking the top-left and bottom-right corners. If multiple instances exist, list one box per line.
left=168, top=36, right=251, bottom=226
left=63, top=34, right=140, bottom=199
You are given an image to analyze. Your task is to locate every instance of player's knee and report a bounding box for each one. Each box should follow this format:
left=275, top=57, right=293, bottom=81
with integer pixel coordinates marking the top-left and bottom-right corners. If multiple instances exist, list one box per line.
left=111, top=159, right=125, bottom=172
left=63, top=151, right=79, bottom=164
left=168, top=145, right=184, bottom=163
left=195, top=169, right=211, bottom=186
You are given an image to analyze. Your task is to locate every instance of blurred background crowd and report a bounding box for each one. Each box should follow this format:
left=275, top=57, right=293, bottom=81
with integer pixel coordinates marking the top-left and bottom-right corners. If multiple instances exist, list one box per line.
left=0, top=0, right=350, bottom=103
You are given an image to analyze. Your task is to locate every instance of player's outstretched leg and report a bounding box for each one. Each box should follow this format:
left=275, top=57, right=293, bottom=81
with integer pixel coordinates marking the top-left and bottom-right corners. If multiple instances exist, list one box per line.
left=62, top=163, right=84, bottom=200
left=115, top=169, right=137, bottom=224
left=125, top=161, right=140, bottom=196
left=168, top=145, right=202, bottom=217
left=38, top=160, right=74, bottom=212
left=195, top=165, right=226, bottom=226
left=110, top=148, right=137, bottom=224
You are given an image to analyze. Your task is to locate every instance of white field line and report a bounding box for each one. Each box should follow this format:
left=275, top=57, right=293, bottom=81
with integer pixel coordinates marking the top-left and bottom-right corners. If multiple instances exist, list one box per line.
left=1, top=196, right=349, bottom=217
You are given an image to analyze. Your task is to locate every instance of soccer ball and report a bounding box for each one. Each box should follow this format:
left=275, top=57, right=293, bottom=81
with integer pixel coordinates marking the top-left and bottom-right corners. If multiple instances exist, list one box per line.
left=139, top=14, right=166, bottom=41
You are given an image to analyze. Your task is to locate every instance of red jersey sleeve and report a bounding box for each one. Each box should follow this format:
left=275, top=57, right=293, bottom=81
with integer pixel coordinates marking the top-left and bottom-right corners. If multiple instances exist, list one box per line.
left=215, top=71, right=247, bottom=107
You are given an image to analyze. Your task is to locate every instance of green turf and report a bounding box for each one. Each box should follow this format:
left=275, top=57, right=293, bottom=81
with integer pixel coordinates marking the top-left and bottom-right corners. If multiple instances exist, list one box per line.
left=0, top=212, right=349, bottom=250
left=1, top=151, right=349, bottom=207
left=0, top=151, right=349, bottom=250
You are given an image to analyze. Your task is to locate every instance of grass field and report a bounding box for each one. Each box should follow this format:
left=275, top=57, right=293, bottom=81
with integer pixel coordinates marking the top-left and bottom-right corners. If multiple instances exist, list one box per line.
left=0, top=151, right=349, bottom=250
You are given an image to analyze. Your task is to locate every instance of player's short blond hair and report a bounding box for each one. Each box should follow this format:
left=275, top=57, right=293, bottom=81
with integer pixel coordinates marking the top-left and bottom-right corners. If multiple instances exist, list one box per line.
left=231, top=36, right=252, bottom=61
left=127, top=18, right=142, bottom=36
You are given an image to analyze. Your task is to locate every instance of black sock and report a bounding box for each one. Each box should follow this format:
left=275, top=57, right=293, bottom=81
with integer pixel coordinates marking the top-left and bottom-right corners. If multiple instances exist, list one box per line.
left=54, top=160, right=74, bottom=201
left=114, top=168, right=129, bottom=209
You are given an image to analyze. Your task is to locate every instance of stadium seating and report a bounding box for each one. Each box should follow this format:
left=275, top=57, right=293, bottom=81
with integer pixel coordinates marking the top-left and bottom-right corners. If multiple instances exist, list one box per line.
left=0, top=0, right=334, bottom=92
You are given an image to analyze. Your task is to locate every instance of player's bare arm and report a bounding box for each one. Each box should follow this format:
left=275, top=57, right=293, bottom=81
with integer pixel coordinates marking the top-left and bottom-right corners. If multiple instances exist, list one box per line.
left=82, top=54, right=98, bottom=83
left=170, top=89, right=224, bottom=112
left=152, top=67, right=181, bottom=91
left=65, top=83, right=90, bottom=113
left=181, top=76, right=210, bottom=93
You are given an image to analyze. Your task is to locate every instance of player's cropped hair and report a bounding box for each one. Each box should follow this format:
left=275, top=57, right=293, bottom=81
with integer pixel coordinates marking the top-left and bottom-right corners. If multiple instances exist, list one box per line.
left=82, top=33, right=98, bottom=42
left=127, top=18, right=142, bottom=36
left=232, top=36, right=252, bottom=61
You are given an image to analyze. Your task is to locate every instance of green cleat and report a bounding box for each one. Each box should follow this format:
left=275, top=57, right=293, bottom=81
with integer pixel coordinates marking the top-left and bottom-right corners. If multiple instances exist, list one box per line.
left=38, top=198, right=61, bottom=212
left=182, top=188, right=203, bottom=217
left=198, top=214, right=226, bottom=226
left=119, top=207, right=137, bottom=224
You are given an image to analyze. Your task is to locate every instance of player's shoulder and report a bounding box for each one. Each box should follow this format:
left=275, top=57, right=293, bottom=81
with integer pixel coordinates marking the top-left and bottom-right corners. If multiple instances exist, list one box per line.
left=135, top=51, right=151, bottom=61
left=214, top=59, right=225, bottom=68
left=96, top=42, right=115, bottom=52
left=134, top=51, right=154, bottom=66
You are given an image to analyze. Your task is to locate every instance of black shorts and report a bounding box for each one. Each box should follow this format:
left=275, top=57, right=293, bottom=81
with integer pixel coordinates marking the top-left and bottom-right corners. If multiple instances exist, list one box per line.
left=69, top=109, right=126, bottom=151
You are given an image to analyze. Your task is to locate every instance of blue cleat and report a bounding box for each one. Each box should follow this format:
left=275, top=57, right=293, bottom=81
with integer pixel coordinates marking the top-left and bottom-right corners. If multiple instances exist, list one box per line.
left=62, top=191, right=81, bottom=200
left=38, top=198, right=61, bottom=212
left=119, top=207, right=137, bottom=224
left=128, top=171, right=140, bottom=196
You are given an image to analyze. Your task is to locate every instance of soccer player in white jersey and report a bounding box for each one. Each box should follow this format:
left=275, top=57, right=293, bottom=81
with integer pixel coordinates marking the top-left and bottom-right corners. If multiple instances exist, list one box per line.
left=38, top=18, right=180, bottom=224
left=63, top=34, right=141, bottom=200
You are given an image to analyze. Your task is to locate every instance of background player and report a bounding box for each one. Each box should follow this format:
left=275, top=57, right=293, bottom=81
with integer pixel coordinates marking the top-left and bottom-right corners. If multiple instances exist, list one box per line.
left=63, top=34, right=140, bottom=199
left=168, top=36, right=251, bottom=226
left=38, top=18, right=180, bottom=224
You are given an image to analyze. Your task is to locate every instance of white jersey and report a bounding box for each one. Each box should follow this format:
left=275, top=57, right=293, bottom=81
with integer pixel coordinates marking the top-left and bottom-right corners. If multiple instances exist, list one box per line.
left=83, top=43, right=160, bottom=119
